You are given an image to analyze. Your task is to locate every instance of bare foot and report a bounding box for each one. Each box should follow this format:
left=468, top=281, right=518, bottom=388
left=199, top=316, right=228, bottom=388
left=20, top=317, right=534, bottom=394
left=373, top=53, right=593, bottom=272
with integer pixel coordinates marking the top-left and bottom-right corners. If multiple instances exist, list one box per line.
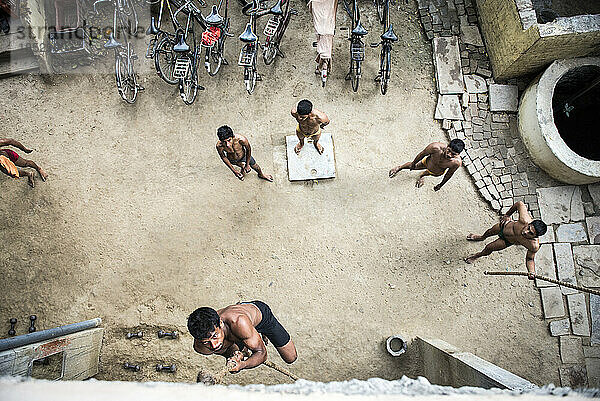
left=25, top=171, right=35, bottom=188
left=464, top=254, right=479, bottom=264
left=259, top=173, right=273, bottom=182
left=24, top=148, right=33, bottom=154
left=294, top=142, right=303, bottom=155
left=389, top=166, right=401, bottom=178
left=466, top=233, right=484, bottom=241
left=38, top=168, right=48, bottom=181
left=314, top=142, right=324, bottom=155
left=415, top=176, right=425, bottom=188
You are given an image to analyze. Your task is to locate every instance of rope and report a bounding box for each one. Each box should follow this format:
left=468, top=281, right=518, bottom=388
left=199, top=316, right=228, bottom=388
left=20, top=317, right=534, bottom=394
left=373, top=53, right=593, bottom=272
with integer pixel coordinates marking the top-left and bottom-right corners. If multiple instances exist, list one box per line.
left=263, top=360, right=299, bottom=381
left=484, top=271, right=600, bottom=296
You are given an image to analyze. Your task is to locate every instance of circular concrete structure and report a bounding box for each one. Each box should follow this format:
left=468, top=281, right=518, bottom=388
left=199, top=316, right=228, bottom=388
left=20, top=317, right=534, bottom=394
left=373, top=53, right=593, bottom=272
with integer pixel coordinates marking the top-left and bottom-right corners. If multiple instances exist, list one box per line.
left=518, top=58, right=600, bottom=184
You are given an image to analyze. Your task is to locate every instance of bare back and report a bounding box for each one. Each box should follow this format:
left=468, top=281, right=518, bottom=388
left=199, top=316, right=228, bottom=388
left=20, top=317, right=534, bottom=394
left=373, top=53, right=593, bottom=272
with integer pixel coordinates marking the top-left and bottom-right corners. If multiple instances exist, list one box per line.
left=425, top=143, right=461, bottom=174
left=292, top=108, right=328, bottom=136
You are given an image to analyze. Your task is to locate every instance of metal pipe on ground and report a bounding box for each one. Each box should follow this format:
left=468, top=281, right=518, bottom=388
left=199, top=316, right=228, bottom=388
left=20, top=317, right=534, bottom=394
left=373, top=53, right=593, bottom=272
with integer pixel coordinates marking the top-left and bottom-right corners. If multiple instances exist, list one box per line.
left=0, top=318, right=102, bottom=352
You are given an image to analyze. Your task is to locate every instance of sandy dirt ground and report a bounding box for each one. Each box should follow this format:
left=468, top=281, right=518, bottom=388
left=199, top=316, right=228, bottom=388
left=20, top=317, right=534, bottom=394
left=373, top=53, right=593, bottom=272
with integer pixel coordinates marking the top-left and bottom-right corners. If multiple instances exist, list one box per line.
left=0, top=0, right=560, bottom=387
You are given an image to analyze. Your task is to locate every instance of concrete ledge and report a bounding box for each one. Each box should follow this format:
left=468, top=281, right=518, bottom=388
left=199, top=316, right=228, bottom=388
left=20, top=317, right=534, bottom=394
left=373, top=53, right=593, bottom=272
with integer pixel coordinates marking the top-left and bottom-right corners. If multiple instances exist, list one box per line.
left=417, top=337, right=536, bottom=390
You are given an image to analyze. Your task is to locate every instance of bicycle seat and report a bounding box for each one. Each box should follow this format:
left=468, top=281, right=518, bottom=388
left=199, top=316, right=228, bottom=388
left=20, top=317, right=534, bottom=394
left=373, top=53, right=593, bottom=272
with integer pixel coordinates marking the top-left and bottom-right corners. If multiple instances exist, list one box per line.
left=239, top=23, right=258, bottom=42
left=381, top=23, right=397, bottom=41
left=205, top=5, right=224, bottom=25
left=269, top=0, right=284, bottom=15
left=146, top=17, right=159, bottom=35
left=104, top=33, right=121, bottom=49
left=352, top=21, right=368, bottom=36
left=173, top=35, right=190, bottom=52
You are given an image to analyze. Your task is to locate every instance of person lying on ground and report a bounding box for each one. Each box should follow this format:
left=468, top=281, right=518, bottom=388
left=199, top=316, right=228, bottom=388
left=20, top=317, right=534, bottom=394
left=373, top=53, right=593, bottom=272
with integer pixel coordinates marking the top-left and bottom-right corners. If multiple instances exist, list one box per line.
left=216, top=125, right=273, bottom=182
left=188, top=301, right=297, bottom=373
left=0, top=138, right=48, bottom=188
left=465, top=201, right=547, bottom=279
left=291, top=99, right=329, bottom=155
left=389, top=139, right=464, bottom=191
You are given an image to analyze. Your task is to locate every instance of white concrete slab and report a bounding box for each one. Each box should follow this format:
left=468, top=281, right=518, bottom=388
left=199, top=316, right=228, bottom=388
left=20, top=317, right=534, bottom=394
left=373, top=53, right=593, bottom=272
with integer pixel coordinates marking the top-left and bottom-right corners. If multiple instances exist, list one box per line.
left=556, top=222, right=588, bottom=243
left=567, top=293, right=591, bottom=337
left=434, top=95, right=464, bottom=120
left=464, top=75, right=487, bottom=94
left=489, top=84, right=519, bottom=112
left=535, top=243, right=557, bottom=288
left=550, top=319, right=570, bottom=336
left=590, top=294, right=600, bottom=345
left=459, top=16, right=484, bottom=47
left=432, top=36, right=464, bottom=95
left=537, top=186, right=585, bottom=224
left=553, top=243, right=578, bottom=295
left=286, top=133, right=336, bottom=181
left=541, top=287, right=566, bottom=319
left=587, top=216, right=600, bottom=245
left=573, top=245, right=600, bottom=289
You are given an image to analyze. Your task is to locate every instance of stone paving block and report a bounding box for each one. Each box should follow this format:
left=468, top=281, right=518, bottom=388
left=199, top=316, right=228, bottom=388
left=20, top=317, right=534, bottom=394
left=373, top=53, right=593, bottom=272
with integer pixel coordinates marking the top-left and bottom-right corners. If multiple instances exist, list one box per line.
left=537, top=186, right=585, bottom=224
left=464, top=74, right=487, bottom=93
left=433, top=36, right=464, bottom=94
left=434, top=95, right=464, bottom=120
left=535, top=243, right=557, bottom=288
left=589, top=183, right=600, bottom=211
left=554, top=243, right=578, bottom=295
left=560, top=337, right=584, bottom=364
left=550, top=319, right=571, bottom=336
left=567, top=293, right=591, bottom=337
left=587, top=216, right=600, bottom=244
left=459, top=16, right=483, bottom=46
left=583, top=345, right=600, bottom=357
left=541, top=287, right=565, bottom=318
left=489, top=84, right=518, bottom=112
left=591, top=294, right=600, bottom=345
left=573, top=245, right=600, bottom=288
left=586, top=357, right=600, bottom=387
left=559, top=365, right=588, bottom=388
left=556, top=223, right=588, bottom=243
left=492, top=113, right=510, bottom=123
left=538, top=225, right=556, bottom=244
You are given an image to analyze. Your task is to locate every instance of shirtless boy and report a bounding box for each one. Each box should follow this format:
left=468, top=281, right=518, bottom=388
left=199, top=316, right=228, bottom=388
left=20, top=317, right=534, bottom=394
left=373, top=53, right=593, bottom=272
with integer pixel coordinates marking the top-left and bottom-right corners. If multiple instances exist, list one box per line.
left=0, top=138, right=48, bottom=188
left=389, top=139, right=464, bottom=191
left=188, top=301, right=297, bottom=373
left=291, top=99, right=330, bottom=155
left=465, top=201, right=548, bottom=279
left=216, top=126, right=273, bottom=182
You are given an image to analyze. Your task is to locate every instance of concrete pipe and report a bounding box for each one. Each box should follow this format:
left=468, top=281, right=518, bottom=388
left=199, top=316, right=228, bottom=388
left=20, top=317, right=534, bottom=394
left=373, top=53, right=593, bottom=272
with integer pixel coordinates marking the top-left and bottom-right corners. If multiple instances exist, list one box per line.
left=386, top=335, right=407, bottom=357
left=518, top=57, right=600, bottom=184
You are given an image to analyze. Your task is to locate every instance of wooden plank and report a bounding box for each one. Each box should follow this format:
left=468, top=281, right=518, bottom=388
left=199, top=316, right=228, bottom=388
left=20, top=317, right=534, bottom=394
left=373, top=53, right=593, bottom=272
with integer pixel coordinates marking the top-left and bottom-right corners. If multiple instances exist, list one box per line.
left=12, top=346, right=34, bottom=376
left=62, top=328, right=103, bottom=380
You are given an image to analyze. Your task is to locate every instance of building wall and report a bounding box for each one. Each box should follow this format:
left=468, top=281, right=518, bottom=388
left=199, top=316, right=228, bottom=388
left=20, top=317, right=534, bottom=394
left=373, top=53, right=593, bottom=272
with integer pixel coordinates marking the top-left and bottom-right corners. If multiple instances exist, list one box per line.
left=475, top=0, right=600, bottom=79
left=18, top=0, right=49, bottom=73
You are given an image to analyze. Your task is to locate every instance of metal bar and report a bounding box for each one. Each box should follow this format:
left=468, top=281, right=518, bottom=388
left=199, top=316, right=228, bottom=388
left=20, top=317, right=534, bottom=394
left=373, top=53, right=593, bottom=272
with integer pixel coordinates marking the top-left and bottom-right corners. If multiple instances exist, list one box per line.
left=0, top=318, right=102, bottom=352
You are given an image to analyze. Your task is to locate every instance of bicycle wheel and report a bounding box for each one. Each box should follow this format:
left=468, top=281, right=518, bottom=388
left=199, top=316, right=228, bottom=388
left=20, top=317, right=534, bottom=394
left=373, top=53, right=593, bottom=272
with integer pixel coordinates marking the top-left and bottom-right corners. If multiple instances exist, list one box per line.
left=180, top=55, right=199, bottom=105
left=375, top=0, right=384, bottom=24
left=263, top=40, right=277, bottom=65
left=154, top=36, right=178, bottom=85
left=115, top=51, right=138, bottom=103
left=351, top=59, right=360, bottom=92
left=120, top=0, right=139, bottom=35
left=381, top=47, right=390, bottom=95
left=244, top=63, right=257, bottom=94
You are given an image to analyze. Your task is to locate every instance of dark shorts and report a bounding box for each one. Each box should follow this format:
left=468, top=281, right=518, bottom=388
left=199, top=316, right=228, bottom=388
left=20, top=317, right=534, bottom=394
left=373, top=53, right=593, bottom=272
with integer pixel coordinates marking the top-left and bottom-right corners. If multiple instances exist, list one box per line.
left=244, top=300, right=291, bottom=348
left=0, top=149, right=19, bottom=162
left=230, top=155, right=256, bottom=166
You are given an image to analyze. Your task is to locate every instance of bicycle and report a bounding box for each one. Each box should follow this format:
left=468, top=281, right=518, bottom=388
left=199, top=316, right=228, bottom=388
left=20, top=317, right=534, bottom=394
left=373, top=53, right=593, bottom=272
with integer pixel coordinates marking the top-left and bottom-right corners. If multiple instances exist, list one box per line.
left=94, top=0, right=143, bottom=103
left=172, top=5, right=206, bottom=104
left=146, top=0, right=205, bottom=85
left=370, top=0, right=396, bottom=94
left=237, top=0, right=281, bottom=94
left=343, top=0, right=367, bottom=92
left=262, top=0, right=296, bottom=65
left=201, top=0, right=231, bottom=76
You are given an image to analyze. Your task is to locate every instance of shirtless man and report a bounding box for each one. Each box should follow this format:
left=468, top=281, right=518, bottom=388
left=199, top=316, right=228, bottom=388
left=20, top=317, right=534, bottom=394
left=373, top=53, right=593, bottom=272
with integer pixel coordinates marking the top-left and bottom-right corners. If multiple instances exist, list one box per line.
left=216, top=125, right=273, bottom=182
left=188, top=301, right=297, bottom=373
left=0, top=138, right=48, bottom=188
left=291, top=99, right=330, bottom=155
left=389, top=139, right=464, bottom=191
left=465, top=201, right=548, bottom=279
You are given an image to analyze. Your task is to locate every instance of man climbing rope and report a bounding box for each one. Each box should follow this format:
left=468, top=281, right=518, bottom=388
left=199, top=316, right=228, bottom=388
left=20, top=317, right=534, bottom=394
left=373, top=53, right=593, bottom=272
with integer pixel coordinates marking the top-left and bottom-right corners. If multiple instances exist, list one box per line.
left=188, top=301, right=297, bottom=373
left=465, top=201, right=548, bottom=279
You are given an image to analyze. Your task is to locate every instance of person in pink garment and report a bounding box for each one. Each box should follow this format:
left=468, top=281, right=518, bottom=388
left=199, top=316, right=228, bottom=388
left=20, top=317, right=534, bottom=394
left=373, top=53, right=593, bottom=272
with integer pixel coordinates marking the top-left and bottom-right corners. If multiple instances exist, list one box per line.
left=309, top=0, right=338, bottom=79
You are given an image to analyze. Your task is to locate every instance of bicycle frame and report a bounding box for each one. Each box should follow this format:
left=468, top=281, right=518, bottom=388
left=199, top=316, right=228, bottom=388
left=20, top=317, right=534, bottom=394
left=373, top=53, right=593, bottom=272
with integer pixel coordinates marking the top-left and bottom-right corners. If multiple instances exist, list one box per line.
left=343, top=0, right=367, bottom=92
left=371, top=0, right=396, bottom=94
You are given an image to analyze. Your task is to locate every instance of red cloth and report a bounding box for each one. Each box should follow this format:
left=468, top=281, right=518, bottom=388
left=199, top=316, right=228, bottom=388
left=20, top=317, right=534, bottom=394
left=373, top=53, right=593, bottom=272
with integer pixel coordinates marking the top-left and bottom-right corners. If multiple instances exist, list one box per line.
left=1, top=149, right=19, bottom=162
left=202, top=27, right=221, bottom=46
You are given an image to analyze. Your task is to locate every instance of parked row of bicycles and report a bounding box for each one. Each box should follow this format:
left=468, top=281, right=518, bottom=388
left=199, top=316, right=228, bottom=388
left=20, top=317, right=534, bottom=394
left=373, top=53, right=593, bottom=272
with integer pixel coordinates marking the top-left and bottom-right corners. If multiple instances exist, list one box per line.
left=95, top=0, right=398, bottom=104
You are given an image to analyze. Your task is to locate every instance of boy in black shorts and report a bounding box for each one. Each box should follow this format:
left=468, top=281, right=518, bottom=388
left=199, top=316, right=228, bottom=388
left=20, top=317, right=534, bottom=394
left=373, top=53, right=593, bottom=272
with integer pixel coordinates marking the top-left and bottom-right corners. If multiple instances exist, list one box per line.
left=188, top=301, right=297, bottom=372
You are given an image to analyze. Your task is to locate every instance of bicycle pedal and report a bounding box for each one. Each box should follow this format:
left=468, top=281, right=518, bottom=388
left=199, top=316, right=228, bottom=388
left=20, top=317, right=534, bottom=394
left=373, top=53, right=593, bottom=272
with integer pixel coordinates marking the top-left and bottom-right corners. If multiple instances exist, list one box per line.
left=374, top=75, right=381, bottom=82
left=256, top=74, right=262, bottom=81
left=312, top=41, right=317, bottom=47
left=138, top=85, right=145, bottom=91
left=197, top=85, right=205, bottom=90
left=222, top=57, right=229, bottom=65
left=290, top=8, right=298, bottom=15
